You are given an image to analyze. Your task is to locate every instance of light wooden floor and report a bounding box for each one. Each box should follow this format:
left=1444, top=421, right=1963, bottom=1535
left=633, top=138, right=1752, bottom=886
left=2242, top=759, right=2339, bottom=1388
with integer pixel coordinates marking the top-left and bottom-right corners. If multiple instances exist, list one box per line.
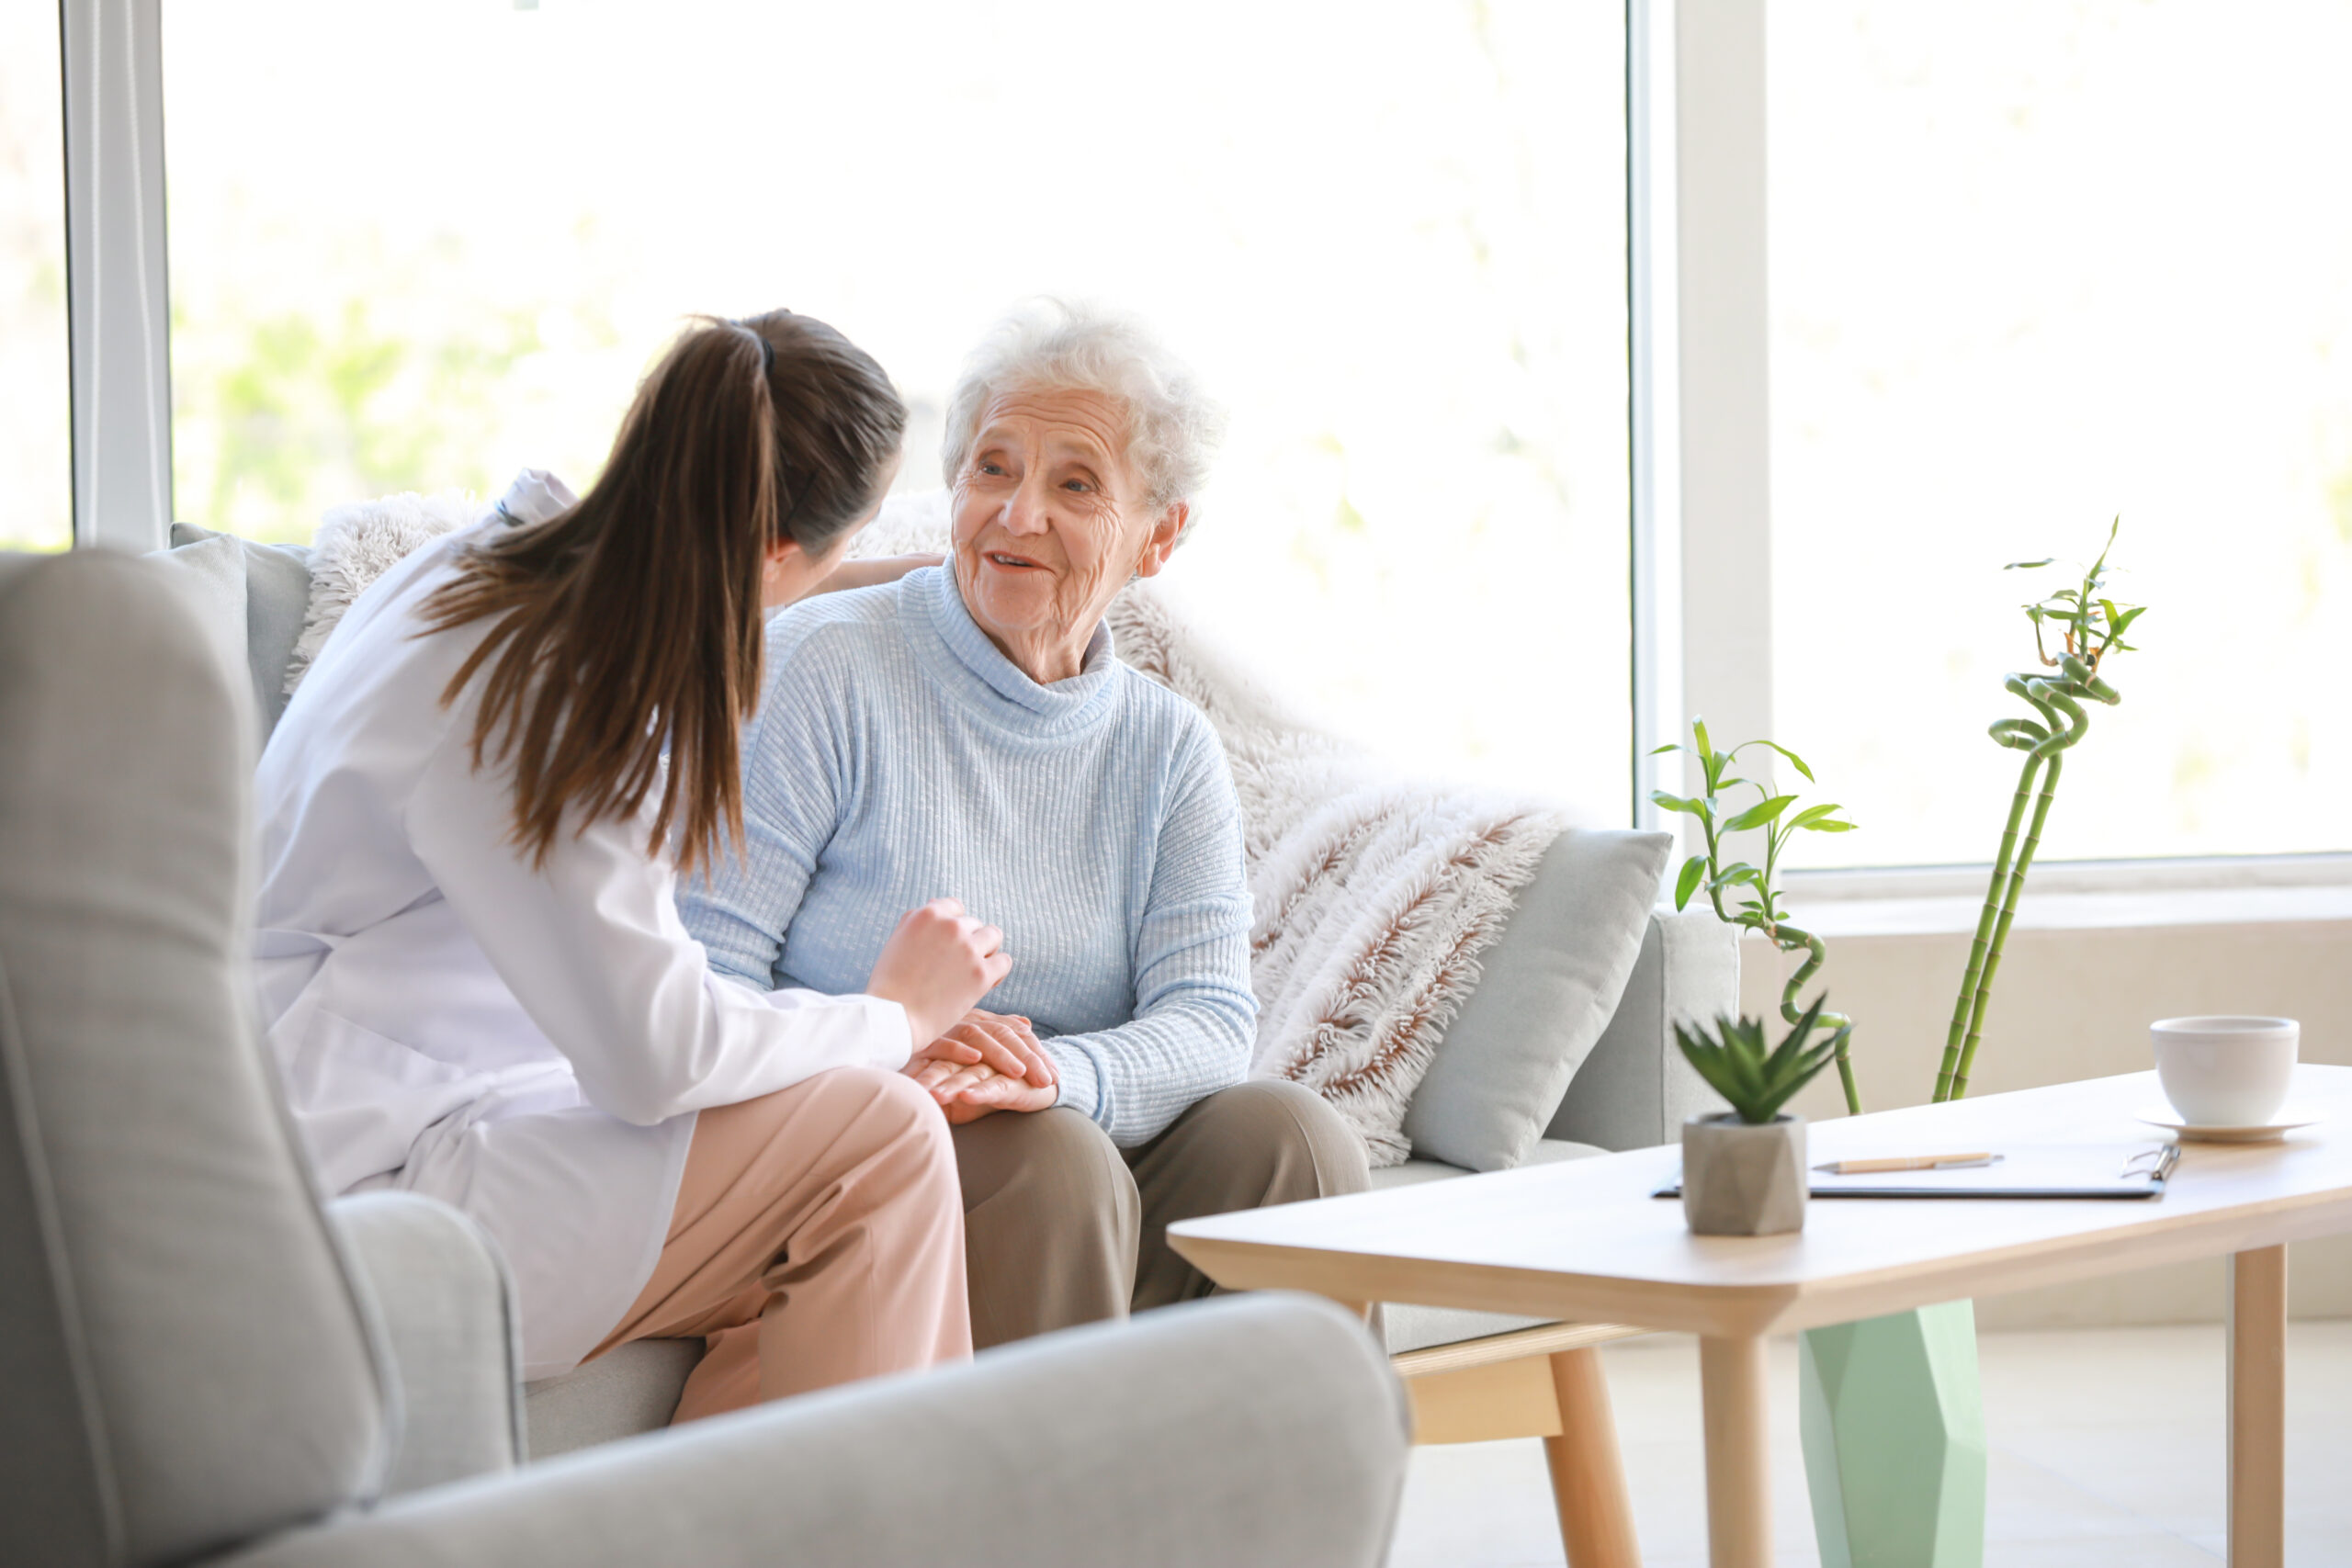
left=1386, top=1322, right=2352, bottom=1567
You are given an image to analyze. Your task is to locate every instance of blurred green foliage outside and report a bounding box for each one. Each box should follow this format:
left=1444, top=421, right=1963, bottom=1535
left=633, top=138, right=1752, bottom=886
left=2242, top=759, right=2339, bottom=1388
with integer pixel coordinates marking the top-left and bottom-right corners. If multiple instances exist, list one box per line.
left=1, top=0, right=70, bottom=554
left=174, top=291, right=542, bottom=543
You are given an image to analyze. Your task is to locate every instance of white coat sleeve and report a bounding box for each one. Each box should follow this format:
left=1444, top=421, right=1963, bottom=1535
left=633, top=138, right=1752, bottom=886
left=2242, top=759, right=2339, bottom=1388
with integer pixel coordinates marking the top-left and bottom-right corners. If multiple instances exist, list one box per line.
left=405, top=728, right=912, bottom=1126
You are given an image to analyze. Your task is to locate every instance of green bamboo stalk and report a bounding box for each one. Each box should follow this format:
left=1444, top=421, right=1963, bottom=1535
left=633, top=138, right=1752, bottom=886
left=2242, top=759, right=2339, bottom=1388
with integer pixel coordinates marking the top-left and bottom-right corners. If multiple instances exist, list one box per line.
left=1939, top=529, right=2139, bottom=1110
left=1934, top=744, right=2043, bottom=1101
left=1949, top=751, right=2063, bottom=1100
left=1775, top=925, right=1860, bottom=1114
left=1655, top=722, right=1863, bottom=1113
left=1940, top=657, right=2113, bottom=1100
left=1947, top=676, right=2092, bottom=1099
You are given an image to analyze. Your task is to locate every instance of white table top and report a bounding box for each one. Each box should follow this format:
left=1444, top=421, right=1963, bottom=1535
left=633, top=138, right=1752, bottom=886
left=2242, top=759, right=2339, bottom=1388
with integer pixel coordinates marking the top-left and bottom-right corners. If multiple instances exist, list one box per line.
left=1168, top=1066, right=2352, bottom=1337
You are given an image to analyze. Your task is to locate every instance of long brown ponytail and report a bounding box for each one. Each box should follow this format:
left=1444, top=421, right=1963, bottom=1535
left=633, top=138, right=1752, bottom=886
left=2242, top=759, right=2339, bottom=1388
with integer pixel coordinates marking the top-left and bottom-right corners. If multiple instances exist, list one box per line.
left=420, top=310, right=906, bottom=873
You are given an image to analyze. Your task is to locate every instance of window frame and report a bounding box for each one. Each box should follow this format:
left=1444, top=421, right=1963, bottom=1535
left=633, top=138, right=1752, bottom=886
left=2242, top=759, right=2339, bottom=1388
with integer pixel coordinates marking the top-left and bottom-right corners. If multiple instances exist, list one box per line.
left=60, top=0, right=2340, bottom=888
left=61, top=0, right=172, bottom=554
left=1627, top=0, right=2352, bottom=891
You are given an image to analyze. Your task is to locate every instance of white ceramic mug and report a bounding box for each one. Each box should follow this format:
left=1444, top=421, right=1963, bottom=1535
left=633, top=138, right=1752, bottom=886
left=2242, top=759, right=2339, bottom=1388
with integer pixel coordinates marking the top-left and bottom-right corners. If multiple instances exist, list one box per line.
left=2151, top=1016, right=2299, bottom=1126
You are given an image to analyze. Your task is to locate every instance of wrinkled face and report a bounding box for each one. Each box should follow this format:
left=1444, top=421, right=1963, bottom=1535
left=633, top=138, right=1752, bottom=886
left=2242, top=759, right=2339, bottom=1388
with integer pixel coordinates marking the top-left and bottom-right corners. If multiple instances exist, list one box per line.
left=949, top=387, right=1178, bottom=670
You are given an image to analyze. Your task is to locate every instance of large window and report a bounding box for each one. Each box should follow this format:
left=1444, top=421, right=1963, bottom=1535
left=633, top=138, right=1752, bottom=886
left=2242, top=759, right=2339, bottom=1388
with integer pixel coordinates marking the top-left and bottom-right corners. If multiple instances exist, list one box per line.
left=1, top=0, right=71, bottom=553
left=1769, top=2, right=2352, bottom=865
left=162, top=0, right=1632, bottom=811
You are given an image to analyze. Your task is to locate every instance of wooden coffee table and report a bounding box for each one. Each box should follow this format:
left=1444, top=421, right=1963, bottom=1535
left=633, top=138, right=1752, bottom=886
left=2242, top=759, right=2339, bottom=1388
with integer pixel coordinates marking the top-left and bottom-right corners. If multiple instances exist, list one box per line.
left=1170, top=1066, right=2352, bottom=1568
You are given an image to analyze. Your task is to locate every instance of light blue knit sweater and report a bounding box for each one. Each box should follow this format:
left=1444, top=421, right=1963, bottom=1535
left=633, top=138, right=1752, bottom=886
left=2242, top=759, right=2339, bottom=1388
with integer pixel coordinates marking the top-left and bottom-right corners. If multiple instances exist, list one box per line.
left=677, top=566, right=1257, bottom=1145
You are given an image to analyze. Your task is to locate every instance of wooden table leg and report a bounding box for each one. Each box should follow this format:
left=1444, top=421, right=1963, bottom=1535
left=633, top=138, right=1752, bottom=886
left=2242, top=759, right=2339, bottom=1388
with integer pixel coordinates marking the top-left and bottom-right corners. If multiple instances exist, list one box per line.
left=1544, top=1345, right=1642, bottom=1568
left=2229, top=1245, right=2287, bottom=1568
left=1698, top=1335, right=1770, bottom=1568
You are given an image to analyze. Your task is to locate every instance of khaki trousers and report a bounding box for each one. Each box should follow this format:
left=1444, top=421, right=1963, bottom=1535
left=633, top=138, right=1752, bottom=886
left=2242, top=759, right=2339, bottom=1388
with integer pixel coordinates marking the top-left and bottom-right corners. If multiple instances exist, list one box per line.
left=588, top=1065, right=971, bottom=1425
left=950, top=1077, right=1370, bottom=1350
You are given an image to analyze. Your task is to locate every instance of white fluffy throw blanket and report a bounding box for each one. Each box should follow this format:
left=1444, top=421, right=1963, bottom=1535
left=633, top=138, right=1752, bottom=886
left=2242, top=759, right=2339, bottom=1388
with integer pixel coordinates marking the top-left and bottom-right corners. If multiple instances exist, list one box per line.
left=283, top=489, right=482, bottom=695
left=854, top=493, right=1564, bottom=1165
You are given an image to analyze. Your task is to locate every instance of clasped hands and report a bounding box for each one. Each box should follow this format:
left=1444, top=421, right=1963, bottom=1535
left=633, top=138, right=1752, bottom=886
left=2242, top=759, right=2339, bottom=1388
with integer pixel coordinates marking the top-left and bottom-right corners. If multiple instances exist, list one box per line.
left=906, top=1010, right=1057, bottom=1123
left=863, top=897, right=1052, bottom=1122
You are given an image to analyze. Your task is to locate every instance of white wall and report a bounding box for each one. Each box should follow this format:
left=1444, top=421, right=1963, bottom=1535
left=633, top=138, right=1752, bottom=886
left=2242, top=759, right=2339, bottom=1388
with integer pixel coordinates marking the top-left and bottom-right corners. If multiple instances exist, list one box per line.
left=1740, top=913, right=2352, bottom=1325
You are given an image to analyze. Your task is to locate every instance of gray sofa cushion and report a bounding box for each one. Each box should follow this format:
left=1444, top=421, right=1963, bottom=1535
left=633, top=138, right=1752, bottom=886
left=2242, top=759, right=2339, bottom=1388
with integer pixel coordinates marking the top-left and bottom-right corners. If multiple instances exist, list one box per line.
left=0, top=552, right=390, bottom=1566
left=526, top=1136, right=1613, bottom=1456
left=215, top=1294, right=1411, bottom=1568
left=525, top=1339, right=705, bottom=1461
left=1548, top=908, right=1733, bottom=1149
left=0, top=952, right=114, bottom=1568
left=169, top=523, right=314, bottom=737
left=1403, top=829, right=1672, bottom=1172
left=334, top=1192, right=526, bottom=1495
left=148, top=532, right=253, bottom=696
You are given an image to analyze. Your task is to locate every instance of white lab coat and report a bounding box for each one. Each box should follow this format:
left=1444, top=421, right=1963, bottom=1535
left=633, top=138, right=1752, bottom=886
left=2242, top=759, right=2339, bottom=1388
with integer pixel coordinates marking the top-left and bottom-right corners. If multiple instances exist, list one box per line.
left=253, top=473, right=909, bottom=1379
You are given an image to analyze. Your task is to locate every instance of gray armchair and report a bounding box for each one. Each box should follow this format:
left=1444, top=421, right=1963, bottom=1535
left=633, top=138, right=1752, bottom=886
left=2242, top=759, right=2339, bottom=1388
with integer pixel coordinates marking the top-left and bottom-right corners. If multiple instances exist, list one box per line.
left=148, top=524, right=1735, bottom=1458
left=0, top=548, right=1409, bottom=1568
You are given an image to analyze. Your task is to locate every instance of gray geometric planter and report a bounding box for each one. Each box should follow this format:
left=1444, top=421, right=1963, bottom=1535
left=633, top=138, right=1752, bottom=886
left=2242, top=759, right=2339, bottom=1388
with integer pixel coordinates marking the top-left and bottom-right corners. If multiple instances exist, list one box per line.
left=1800, top=1299, right=1987, bottom=1568
left=1680, top=1113, right=1806, bottom=1235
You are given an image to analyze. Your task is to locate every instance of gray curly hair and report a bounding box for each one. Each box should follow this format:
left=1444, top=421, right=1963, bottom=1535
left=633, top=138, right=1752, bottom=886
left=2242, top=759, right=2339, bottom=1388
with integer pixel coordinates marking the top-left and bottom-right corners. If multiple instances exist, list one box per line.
left=941, top=299, right=1227, bottom=513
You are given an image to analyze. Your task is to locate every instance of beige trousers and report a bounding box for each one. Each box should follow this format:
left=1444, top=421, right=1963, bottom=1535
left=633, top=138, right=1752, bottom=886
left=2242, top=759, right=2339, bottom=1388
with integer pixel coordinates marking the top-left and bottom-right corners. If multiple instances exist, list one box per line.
left=950, top=1077, right=1370, bottom=1350
left=588, top=1065, right=971, bottom=1425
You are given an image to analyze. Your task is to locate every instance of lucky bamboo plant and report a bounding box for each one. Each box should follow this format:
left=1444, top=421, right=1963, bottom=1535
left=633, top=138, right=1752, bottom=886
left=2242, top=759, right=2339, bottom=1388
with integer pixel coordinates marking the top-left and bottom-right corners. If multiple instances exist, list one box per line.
left=1651, top=723, right=1863, bottom=1114
left=1933, top=521, right=2143, bottom=1103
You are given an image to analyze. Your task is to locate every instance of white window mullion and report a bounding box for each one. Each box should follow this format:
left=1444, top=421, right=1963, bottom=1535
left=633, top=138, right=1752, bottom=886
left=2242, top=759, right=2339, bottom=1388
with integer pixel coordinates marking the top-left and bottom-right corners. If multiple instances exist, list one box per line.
left=62, top=0, right=173, bottom=553
left=1634, top=0, right=1774, bottom=840
left=1629, top=0, right=1683, bottom=829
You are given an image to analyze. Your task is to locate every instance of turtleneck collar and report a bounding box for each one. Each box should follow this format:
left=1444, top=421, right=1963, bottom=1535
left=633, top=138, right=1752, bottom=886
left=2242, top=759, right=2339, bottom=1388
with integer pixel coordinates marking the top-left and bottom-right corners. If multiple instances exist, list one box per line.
left=901, top=565, right=1121, bottom=736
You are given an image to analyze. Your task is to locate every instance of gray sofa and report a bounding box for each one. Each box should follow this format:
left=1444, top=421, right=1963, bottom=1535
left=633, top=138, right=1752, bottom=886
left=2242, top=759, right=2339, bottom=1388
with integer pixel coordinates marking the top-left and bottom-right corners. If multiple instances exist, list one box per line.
left=0, top=547, right=1412, bottom=1568
left=153, top=522, right=1735, bottom=1454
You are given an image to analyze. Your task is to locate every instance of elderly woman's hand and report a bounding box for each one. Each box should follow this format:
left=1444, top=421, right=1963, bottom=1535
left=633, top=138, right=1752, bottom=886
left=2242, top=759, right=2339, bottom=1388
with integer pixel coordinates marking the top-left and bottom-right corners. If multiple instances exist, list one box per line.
left=902, top=1009, right=1057, bottom=1110
left=942, top=1065, right=1057, bottom=1123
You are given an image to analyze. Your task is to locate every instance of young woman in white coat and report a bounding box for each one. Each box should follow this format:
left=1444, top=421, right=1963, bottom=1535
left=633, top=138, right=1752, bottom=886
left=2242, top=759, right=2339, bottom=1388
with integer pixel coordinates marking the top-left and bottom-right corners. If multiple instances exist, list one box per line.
left=254, top=310, right=1042, bottom=1421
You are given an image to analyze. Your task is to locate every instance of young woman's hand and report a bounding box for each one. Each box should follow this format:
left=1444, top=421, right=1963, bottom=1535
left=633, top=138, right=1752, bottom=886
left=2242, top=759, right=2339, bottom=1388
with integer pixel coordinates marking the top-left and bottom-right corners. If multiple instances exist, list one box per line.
left=902, top=1010, right=1055, bottom=1111
left=866, top=898, right=1010, bottom=1050
left=918, top=1010, right=1056, bottom=1088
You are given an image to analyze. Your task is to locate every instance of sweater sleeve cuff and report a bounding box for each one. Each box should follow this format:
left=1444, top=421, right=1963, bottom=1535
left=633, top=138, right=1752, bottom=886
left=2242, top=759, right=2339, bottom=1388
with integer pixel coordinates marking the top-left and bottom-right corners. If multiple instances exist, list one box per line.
left=1043, top=1041, right=1102, bottom=1125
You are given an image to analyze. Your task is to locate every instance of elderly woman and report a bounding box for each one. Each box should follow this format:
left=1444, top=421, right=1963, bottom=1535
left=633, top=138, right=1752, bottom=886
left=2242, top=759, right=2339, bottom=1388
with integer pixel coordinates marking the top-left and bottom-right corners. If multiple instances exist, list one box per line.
left=679, top=300, right=1367, bottom=1348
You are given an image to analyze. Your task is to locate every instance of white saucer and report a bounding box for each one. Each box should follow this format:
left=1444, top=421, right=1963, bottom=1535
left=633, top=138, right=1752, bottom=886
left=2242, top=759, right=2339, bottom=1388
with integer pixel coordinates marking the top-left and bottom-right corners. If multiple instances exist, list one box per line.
left=2134, top=1106, right=2324, bottom=1144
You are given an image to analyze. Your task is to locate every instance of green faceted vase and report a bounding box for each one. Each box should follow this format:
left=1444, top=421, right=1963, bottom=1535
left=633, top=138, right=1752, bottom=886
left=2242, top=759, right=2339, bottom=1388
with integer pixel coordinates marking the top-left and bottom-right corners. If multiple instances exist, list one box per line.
left=1799, top=1300, right=1987, bottom=1568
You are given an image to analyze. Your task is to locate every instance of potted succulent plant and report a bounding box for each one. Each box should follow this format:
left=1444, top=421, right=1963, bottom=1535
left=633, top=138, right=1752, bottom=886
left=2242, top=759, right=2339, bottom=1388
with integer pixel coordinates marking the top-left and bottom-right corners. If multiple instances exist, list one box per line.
left=1675, top=999, right=1848, bottom=1235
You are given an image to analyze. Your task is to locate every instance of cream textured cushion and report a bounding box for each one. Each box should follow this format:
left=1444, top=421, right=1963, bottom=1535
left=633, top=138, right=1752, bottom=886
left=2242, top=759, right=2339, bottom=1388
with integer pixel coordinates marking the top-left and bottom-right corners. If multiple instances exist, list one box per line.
left=149, top=531, right=253, bottom=695
left=1402, top=829, right=1672, bottom=1171
left=168, top=522, right=315, bottom=735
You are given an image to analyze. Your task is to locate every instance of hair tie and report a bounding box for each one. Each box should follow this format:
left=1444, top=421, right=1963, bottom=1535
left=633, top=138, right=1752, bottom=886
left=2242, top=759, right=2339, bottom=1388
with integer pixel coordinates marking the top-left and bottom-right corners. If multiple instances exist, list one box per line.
left=732, top=319, right=804, bottom=534
left=733, top=318, right=775, bottom=378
